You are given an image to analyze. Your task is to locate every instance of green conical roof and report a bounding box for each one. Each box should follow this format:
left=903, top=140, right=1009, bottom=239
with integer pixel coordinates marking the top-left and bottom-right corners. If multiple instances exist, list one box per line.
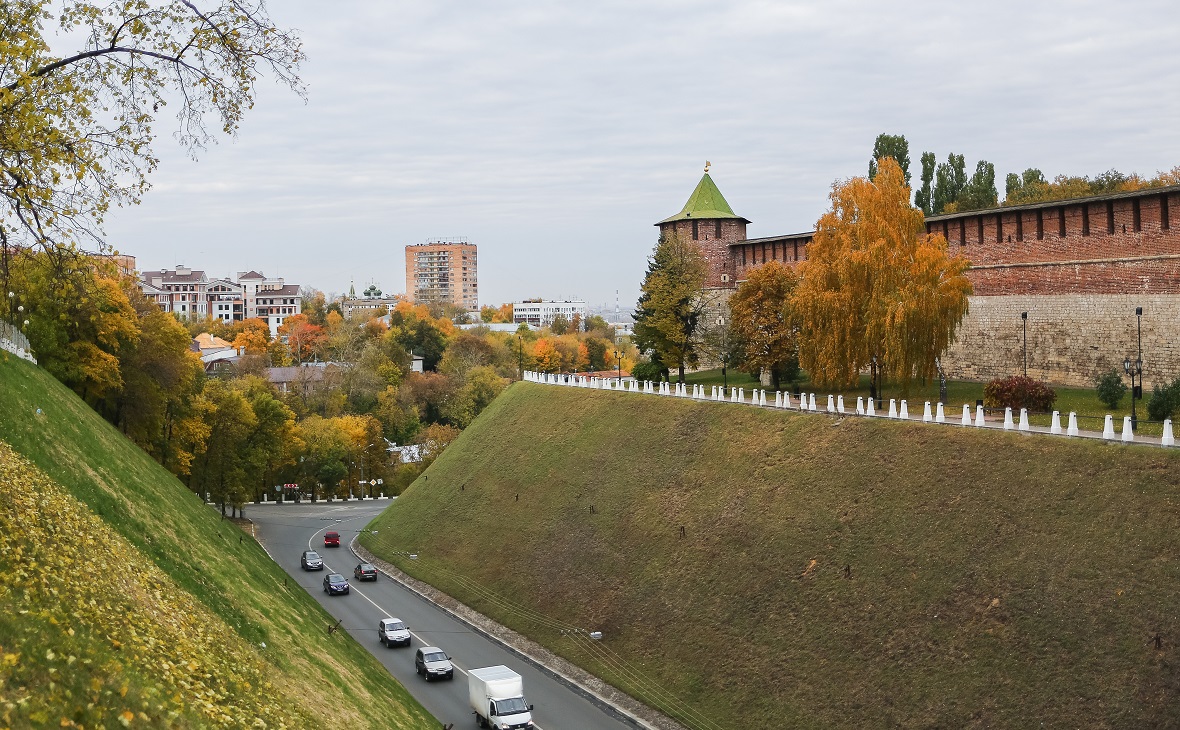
left=657, top=173, right=750, bottom=225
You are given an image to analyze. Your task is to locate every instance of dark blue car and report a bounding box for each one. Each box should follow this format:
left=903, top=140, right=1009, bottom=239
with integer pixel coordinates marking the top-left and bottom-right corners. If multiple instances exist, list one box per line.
left=322, top=573, right=350, bottom=595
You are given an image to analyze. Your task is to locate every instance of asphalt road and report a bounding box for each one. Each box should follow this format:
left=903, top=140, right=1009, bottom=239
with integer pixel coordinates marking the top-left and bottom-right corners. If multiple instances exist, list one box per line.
left=250, top=500, right=637, bottom=730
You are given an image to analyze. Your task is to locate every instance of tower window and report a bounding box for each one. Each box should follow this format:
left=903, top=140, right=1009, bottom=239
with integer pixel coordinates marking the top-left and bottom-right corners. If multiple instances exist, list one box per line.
left=1133, top=199, right=1141, bottom=232
left=692, top=220, right=698, bottom=240
left=1106, top=201, right=1115, bottom=234
left=996, top=213, right=1003, bottom=243
left=1162, top=194, right=1171, bottom=230
left=715, top=220, right=722, bottom=238
left=1082, top=205, right=1090, bottom=236
left=1059, top=208, right=1066, bottom=237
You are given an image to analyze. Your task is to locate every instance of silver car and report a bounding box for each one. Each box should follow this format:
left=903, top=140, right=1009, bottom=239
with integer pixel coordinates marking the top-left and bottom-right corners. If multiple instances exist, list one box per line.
left=379, top=618, right=411, bottom=647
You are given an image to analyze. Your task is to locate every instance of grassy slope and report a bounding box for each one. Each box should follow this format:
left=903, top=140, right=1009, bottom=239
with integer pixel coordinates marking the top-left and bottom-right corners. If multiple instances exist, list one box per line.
left=0, top=354, right=435, bottom=729
left=363, top=382, right=1180, bottom=729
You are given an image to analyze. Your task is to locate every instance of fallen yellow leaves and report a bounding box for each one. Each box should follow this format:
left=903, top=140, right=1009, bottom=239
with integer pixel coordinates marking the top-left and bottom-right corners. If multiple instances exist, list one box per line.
left=0, top=441, right=307, bottom=728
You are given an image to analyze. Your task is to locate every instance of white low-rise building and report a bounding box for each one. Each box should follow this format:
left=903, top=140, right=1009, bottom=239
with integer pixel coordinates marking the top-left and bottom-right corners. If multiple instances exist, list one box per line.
left=512, top=299, right=587, bottom=328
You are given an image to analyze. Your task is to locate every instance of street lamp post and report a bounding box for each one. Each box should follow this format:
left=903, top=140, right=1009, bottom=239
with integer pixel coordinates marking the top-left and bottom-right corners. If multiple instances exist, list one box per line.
left=613, top=349, right=622, bottom=386
left=1125, top=306, right=1144, bottom=430
left=517, top=335, right=523, bottom=380
left=870, top=354, right=880, bottom=409
left=1021, top=311, right=1028, bottom=377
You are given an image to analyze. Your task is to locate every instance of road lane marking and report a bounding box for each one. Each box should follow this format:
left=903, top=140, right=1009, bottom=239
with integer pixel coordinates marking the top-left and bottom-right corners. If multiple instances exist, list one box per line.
left=301, top=510, right=549, bottom=729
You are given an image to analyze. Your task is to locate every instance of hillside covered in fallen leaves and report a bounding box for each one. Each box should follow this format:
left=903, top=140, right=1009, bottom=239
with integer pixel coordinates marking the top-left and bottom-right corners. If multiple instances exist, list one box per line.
left=0, top=354, right=435, bottom=728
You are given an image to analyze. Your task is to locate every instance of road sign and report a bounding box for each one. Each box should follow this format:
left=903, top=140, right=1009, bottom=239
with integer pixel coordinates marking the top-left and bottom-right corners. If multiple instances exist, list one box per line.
left=369, top=479, right=377, bottom=486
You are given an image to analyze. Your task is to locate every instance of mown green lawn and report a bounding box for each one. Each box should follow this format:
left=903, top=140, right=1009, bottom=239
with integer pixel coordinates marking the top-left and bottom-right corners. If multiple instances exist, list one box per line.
left=364, top=382, right=1180, bottom=729
left=686, top=367, right=1158, bottom=435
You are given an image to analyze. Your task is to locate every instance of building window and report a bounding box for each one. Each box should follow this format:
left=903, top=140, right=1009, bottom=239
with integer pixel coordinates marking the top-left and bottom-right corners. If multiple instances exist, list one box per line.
left=996, top=214, right=1003, bottom=243
left=692, top=220, right=698, bottom=240
left=1016, top=213, right=1024, bottom=242
left=1082, top=205, right=1090, bottom=236
left=1133, top=199, right=1141, bottom=232
left=1106, top=201, right=1115, bottom=234
left=977, top=216, right=984, bottom=245
left=959, top=219, right=966, bottom=245
left=1059, top=208, right=1066, bottom=237
left=1036, top=210, right=1043, bottom=240
left=1163, top=194, right=1171, bottom=230
left=715, top=220, right=722, bottom=239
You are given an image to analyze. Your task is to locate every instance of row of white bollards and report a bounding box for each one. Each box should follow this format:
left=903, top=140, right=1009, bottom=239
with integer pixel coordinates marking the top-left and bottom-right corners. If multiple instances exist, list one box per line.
left=523, top=372, right=1178, bottom=447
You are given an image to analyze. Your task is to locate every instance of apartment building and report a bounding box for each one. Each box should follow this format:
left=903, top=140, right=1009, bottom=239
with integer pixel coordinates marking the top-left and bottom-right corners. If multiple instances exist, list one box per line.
left=512, top=299, right=587, bottom=328
left=139, top=267, right=301, bottom=336
left=404, top=239, right=478, bottom=310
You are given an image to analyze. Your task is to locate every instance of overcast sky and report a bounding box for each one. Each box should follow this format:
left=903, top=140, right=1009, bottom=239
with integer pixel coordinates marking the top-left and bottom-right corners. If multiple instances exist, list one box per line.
left=100, top=0, right=1180, bottom=311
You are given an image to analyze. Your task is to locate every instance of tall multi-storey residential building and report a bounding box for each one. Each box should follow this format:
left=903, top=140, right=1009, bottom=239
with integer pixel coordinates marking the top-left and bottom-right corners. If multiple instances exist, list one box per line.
left=512, top=299, right=587, bottom=328
left=405, top=239, right=478, bottom=310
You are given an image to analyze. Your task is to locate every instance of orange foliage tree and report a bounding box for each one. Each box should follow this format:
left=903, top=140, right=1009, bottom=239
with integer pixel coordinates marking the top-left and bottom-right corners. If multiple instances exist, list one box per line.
left=728, top=260, right=800, bottom=390
left=793, top=157, right=972, bottom=395
left=232, top=318, right=271, bottom=355
left=532, top=338, right=563, bottom=373
left=278, top=313, right=326, bottom=364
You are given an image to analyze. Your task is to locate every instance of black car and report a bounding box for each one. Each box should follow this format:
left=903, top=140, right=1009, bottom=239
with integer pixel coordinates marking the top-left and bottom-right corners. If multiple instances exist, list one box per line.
left=301, top=550, right=324, bottom=571
left=322, top=573, right=349, bottom=595
left=354, top=562, right=378, bottom=581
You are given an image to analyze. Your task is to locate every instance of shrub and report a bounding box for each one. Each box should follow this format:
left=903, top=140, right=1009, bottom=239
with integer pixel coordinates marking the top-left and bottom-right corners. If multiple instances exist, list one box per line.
left=630, top=359, right=663, bottom=383
left=1147, top=377, right=1180, bottom=422
left=1094, top=368, right=1127, bottom=409
left=983, top=375, right=1057, bottom=412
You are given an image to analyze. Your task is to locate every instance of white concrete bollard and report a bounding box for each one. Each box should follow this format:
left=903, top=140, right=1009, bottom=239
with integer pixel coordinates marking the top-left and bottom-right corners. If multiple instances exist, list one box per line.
left=760, top=390, right=767, bottom=407
left=775, top=391, right=782, bottom=408
left=923, top=402, right=933, bottom=422
left=975, top=405, right=986, bottom=427
left=1067, top=412, right=1079, bottom=436
left=1102, top=415, right=1115, bottom=440
left=1019, top=408, right=1030, bottom=431
left=1121, top=416, right=1134, bottom=442
left=837, top=395, right=846, bottom=414
left=784, top=392, right=793, bottom=409
left=961, top=404, right=971, bottom=425
left=888, top=399, right=898, bottom=418
left=866, top=399, right=876, bottom=417
left=1050, top=411, right=1062, bottom=435
left=1163, top=419, right=1175, bottom=447
left=899, top=400, right=909, bottom=420
left=809, top=393, right=817, bottom=411
left=856, top=396, right=865, bottom=415
left=936, top=402, right=946, bottom=423
left=827, top=395, right=836, bottom=413
left=1003, top=407, right=1014, bottom=430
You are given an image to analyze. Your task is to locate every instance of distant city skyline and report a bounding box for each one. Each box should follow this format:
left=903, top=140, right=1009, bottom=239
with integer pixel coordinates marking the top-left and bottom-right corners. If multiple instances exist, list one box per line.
left=99, top=1, right=1180, bottom=309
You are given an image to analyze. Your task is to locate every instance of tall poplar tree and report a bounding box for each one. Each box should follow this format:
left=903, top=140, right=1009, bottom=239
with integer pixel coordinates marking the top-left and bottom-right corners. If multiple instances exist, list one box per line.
left=915, top=152, right=936, bottom=215
left=868, top=133, right=911, bottom=186
left=792, top=157, right=972, bottom=393
left=633, top=235, right=707, bottom=383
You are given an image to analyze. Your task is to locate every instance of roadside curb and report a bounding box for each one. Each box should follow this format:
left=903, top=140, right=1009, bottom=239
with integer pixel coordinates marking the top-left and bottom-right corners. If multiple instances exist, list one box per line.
left=351, top=538, right=687, bottom=730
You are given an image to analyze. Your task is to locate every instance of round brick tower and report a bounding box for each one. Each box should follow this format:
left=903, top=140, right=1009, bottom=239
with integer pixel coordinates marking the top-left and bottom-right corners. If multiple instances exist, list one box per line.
left=655, top=169, right=749, bottom=290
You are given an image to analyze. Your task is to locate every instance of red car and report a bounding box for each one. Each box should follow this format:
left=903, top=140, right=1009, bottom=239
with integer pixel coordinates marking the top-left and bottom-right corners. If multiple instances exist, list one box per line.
left=324, top=530, right=340, bottom=547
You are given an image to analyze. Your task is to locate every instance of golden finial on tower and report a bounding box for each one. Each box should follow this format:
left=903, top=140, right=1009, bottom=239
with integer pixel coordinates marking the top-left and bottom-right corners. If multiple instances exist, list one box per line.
left=704, top=160, right=711, bottom=173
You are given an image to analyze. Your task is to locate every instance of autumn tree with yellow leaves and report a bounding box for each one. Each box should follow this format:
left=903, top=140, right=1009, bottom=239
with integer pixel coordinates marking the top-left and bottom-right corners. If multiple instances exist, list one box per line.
left=793, top=157, right=972, bottom=397
left=0, top=0, right=303, bottom=259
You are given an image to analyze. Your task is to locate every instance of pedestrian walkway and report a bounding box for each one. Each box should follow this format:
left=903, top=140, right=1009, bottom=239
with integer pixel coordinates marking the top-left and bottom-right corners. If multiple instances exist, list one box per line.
left=522, top=371, right=1177, bottom=450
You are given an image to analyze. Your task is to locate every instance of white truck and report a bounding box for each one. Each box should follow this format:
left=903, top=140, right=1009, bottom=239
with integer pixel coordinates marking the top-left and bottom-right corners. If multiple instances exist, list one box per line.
left=468, top=665, right=535, bottom=729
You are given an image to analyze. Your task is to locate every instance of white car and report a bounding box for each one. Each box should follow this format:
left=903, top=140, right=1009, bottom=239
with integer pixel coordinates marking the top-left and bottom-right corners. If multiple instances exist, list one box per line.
left=379, top=617, right=411, bottom=647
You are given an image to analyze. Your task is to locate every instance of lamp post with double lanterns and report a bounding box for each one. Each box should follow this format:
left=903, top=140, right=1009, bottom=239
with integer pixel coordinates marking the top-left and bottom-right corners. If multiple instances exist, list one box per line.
left=1125, top=306, right=1144, bottom=430
left=517, top=334, right=523, bottom=380
left=613, top=349, right=622, bottom=386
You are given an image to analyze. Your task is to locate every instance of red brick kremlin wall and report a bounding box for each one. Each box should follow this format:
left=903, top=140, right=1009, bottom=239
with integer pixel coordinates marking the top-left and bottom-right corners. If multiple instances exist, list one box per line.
left=717, top=185, right=1180, bottom=387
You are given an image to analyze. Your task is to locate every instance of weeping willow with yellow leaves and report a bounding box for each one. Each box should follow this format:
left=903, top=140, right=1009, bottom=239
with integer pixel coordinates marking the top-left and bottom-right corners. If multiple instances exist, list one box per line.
left=793, top=156, right=972, bottom=393
left=0, top=1, right=303, bottom=254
